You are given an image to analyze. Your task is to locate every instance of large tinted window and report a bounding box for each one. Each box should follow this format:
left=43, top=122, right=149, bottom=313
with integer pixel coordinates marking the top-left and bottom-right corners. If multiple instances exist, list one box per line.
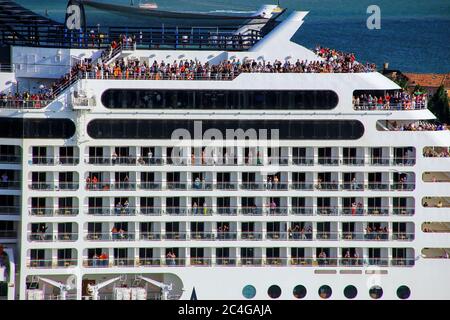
left=0, top=118, right=75, bottom=139
left=101, top=89, right=339, bottom=110
left=87, top=119, right=364, bottom=140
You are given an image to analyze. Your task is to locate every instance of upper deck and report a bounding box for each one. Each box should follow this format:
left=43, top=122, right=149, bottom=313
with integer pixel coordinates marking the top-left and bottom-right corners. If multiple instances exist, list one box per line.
left=0, top=0, right=283, bottom=51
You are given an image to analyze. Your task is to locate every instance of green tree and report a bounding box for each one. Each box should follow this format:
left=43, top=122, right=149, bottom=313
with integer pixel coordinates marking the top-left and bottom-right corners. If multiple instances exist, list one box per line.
left=428, top=85, right=449, bottom=123
left=413, top=84, right=425, bottom=95
left=394, top=77, right=408, bottom=90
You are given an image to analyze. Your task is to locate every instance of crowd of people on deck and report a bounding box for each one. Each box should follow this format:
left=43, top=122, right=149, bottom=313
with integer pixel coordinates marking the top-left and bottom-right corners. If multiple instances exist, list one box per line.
left=314, top=46, right=376, bottom=73
left=0, top=35, right=380, bottom=109
left=423, top=147, right=450, bottom=157
left=353, top=91, right=428, bottom=110
left=0, top=91, right=52, bottom=108
left=389, top=120, right=448, bottom=131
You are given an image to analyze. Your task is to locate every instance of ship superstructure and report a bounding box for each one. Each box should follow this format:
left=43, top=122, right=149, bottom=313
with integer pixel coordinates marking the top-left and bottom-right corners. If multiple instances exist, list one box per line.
left=0, top=0, right=449, bottom=300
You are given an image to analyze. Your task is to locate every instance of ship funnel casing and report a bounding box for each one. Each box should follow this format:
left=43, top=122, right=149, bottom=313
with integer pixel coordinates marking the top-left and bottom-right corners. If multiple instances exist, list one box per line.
left=250, top=11, right=322, bottom=62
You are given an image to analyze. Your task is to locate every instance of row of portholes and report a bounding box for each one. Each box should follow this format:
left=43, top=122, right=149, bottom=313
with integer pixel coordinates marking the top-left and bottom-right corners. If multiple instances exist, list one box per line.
left=242, top=284, right=411, bottom=300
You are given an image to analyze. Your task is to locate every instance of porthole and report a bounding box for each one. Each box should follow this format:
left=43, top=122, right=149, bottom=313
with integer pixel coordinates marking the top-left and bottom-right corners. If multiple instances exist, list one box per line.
left=397, top=285, right=411, bottom=299
left=343, top=285, right=358, bottom=299
left=267, top=285, right=281, bottom=299
left=293, top=285, right=307, bottom=299
left=318, top=285, right=332, bottom=299
left=369, top=286, right=383, bottom=299
left=242, top=285, right=256, bottom=299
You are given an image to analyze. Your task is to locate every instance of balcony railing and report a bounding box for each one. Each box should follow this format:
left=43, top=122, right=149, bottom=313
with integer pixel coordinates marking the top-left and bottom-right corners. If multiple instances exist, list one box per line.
left=367, top=183, right=390, bottom=190
left=390, top=183, right=415, bottom=191
left=315, top=232, right=339, bottom=240
left=0, top=155, right=21, bottom=164
left=315, top=183, right=339, bottom=190
left=354, top=101, right=426, bottom=111
left=28, top=233, right=78, bottom=241
left=190, top=258, right=212, bottom=266
left=139, top=232, right=162, bottom=240
left=29, top=183, right=79, bottom=191
left=137, top=258, right=162, bottom=267
left=216, top=232, right=238, bottom=240
left=28, top=259, right=77, bottom=268
left=86, top=207, right=137, bottom=216
left=30, top=157, right=54, bottom=165
left=163, top=232, right=188, bottom=240
left=342, top=158, right=365, bottom=166
left=290, top=183, right=314, bottom=190
left=216, top=207, right=238, bottom=215
left=291, top=207, right=314, bottom=215
left=215, top=258, right=237, bottom=266
left=29, top=208, right=79, bottom=216
left=83, top=258, right=110, bottom=268
left=58, top=157, right=79, bottom=165
left=77, top=230, right=416, bottom=242
left=240, top=232, right=263, bottom=240
left=292, top=157, right=314, bottom=165
left=165, top=207, right=188, bottom=215
left=138, top=182, right=163, bottom=190
left=190, top=232, right=215, bottom=240
left=0, top=206, right=20, bottom=215
left=85, top=232, right=136, bottom=241
left=0, top=181, right=20, bottom=190
left=317, top=158, right=339, bottom=166
left=75, top=257, right=416, bottom=269
left=0, top=231, right=17, bottom=238
left=391, top=232, right=415, bottom=241
left=390, top=258, right=415, bottom=266
left=0, top=99, right=53, bottom=110
left=113, top=259, right=137, bottom=267
left=82, top=205, right=415, bottom=217
left=287, top=231, right=313, bottom=240
left=82, top=180, right=416, bottom=192
left=28, top=156, right=79, bottom=165
left=140, top=207, right=163, bottom=215
left=189, top=207, right=214, bottom=216
left=392, top=208, right=415, bottom=215
left=81, top=154, right=417, bottom=167
left=340, top=183, right=365, bottom=191
left=316, top=208, right=339, bottom=216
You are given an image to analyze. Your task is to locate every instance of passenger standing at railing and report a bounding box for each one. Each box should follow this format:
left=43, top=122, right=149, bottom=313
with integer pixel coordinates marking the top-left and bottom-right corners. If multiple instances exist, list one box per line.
left=1, top=172, right=8, bottom=188
left=351, top=177, right=357, bottom=190
left=115, top=202, right=122, bottom=215
left=267, top=177, right=272, bottom=190
left=273, top=175, right=279, bottom=189
left=145, top=150, right=152, bottom=164
left=0, top=245, right=9, bottom=280
left=92, top=175, right=98, bottom=190
left=123, top=175, right=130, bottom=189
left=193, top=177, right=200, bottom=189
left=201, top=177, right=206, bottom=189
left=270, top=200, right=277, bottom=215
left=111, top=151, right=118, bottom=165
left=111, top=227, right=118, bottom=240
left=92, top=254, right=99, bottom=267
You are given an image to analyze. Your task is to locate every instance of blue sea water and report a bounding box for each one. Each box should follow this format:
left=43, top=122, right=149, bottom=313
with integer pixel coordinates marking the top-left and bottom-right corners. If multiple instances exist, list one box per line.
left=14, top=0, right=450, bottom=73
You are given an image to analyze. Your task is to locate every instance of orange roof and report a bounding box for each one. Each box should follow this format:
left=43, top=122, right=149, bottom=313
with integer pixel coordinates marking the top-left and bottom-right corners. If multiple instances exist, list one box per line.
left=403, top=73, right=450, bottom=89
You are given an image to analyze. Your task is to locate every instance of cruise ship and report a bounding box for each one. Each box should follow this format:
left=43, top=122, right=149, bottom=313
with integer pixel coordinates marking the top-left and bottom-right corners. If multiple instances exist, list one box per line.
left=0, top=0, right=449, bottom=301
